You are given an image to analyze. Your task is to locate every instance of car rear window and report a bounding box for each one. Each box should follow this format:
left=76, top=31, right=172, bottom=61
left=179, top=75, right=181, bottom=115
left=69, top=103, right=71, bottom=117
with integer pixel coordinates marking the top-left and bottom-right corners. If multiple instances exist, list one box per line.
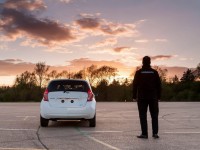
left=48, top=80, right=89, bottom=92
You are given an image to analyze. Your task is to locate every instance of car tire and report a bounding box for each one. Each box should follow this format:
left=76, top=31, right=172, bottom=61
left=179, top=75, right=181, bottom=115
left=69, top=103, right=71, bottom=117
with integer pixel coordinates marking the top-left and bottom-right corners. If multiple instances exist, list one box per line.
left=40, top=115, right=49, bottom=127
left=89, top=114, right=96, bottom=127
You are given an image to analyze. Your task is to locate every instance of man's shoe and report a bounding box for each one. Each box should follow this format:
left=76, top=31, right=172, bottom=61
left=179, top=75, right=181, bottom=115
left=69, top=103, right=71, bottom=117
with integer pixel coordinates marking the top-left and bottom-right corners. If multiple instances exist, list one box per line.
left=137, top=135, right=148, bottom=139
left=152, top=134, right=159, bottom=139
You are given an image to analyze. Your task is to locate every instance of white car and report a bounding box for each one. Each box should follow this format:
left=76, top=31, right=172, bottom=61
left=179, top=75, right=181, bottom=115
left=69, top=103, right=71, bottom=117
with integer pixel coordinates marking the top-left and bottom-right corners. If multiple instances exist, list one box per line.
left=40, top=79, right=96, bottom=127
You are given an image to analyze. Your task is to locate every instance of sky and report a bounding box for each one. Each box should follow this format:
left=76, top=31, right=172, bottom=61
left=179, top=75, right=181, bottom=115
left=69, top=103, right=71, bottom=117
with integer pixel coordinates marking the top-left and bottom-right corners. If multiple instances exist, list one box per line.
left=0, top=0, right=200, bottom=85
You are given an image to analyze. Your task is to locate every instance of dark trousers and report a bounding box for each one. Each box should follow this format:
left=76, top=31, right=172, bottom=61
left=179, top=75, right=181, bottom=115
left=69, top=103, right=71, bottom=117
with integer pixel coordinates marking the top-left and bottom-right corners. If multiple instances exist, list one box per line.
left=137, top=99, right=159, bottom=135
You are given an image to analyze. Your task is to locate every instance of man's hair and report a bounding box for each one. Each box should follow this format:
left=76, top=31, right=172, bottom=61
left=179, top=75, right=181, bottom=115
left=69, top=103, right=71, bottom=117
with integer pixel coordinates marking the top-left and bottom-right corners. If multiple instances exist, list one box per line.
left=142, top=56, right=151, bottom=66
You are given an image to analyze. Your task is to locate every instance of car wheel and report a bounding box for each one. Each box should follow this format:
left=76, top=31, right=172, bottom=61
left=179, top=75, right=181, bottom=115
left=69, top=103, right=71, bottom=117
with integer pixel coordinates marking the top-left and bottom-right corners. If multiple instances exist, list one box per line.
left=40, top=115, right=49, bottom=127
left=89, top=114, right=96, bottom=127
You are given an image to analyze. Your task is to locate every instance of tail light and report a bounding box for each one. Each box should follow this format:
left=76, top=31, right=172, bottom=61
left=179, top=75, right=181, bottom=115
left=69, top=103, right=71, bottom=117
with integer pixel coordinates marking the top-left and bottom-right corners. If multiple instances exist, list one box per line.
left=43, top=89, right=49, bottom=101
left=87, top=89, right=94, bottom=101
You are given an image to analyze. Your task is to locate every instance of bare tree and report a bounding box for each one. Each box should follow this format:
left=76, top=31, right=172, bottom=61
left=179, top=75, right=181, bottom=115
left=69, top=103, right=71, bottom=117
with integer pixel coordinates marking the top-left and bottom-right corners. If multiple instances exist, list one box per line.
left=15, top=71, right=37, bottom=88
left=171, top=75, right=179, bottom=84
left=86, top=65, right=98, bottom=86
left=56, top=70, right=69, bottom=79
left=47, top=70, right=59, bottom=81
left=153, top=66, right=168, bottom=82
left=195, top=63, right=200, bottom=80
left=180, top=69, right=195, bottom=82
left=94, top=66, right=118, bottom=84
left=73, top=70, right=85, bottom=79
left=34, top=62, right=49, bottom=88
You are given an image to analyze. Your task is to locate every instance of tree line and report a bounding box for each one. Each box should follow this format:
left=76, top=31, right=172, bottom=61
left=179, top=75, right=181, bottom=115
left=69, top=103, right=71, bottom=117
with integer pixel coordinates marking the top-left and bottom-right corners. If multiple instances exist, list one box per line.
left=0, top=62, right=200, bottom=102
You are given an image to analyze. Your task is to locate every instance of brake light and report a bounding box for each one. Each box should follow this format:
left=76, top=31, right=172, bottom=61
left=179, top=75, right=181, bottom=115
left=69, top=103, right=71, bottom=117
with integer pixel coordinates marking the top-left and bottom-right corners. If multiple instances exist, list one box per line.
left=43, top=89, right=49, bottom=101
left=87, top=89, right=93, bottom=101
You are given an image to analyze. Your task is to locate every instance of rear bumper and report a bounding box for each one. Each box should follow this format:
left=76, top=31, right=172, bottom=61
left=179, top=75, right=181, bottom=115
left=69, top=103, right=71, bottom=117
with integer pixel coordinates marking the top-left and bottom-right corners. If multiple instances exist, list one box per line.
left=40, top=100, right=96, bottom=120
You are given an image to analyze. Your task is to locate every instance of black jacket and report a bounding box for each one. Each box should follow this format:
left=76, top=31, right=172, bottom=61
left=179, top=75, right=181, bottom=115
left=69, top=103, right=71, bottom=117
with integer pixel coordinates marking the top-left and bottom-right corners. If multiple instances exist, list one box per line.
left=132, top=66, right=161, bottom=100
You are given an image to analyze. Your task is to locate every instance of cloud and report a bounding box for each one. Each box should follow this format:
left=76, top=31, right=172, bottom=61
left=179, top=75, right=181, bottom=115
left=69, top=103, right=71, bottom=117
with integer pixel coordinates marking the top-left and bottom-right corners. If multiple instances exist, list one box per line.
left=88, top=46, right=137, bottom=56
left=151, top=55, right=173, bottom=61
left=3, top=0, right=46, bottom=11
left=0, top=0, right=78, bottom=46
left=135, top=39, right=149, bottom=43
left=74, top=13, right=138, bottom=37
left=88, top=47, right=138, bottom=67
left=136, top=19, right=147, bottom=25
left=3, top=59, right=23, bottom=63
left=0, top=43, right=8, bottom=50
left=67, top=58, right=122, bottom=68
left=66, top=58, right=133, bottom=76
left=75, top=17, right=100, bottom=29
left=155, top=39, right=168, bottom=42
left=179, top=57, right=194, bottom=61
left=59, top=0, right=73, bottom=3
left=135, top=39, right=168, bottom=43
left=162, top=66, right=188, bottom=79
left=113, top=47, right=131, bottom=52
left=136, top=55, right=175, bottom=65
left=0, top=59, right=35, bottom=76
left=44, top=46, right=73, bottom=54
left=90, top=38, right=117, bottom=48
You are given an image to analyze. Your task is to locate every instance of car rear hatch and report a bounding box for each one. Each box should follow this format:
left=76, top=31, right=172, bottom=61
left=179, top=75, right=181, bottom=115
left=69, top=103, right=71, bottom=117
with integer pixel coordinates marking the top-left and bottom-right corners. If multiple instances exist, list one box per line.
left=48, top=91, right=88, bottom=108
left=47, top=80, right=89, bottom=108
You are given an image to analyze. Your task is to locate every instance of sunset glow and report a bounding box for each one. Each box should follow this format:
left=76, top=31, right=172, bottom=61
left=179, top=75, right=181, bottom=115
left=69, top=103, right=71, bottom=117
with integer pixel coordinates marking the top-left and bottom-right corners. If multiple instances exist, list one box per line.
left=1, top=0, right=200, bottom=86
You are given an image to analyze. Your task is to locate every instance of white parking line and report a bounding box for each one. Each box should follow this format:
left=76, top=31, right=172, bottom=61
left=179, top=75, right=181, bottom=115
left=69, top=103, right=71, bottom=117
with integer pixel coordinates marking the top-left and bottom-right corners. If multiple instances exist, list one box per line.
left=77, top=128, right=121, bottom=150
left=16, top=116, right=36, bottom=121
left=0, top=148, right=44, bottom=150
left=162, top=119, right=200, bottom=120
left=86, top=135, right=120, bottom=150
left=81, top=131, right=123, bottom=133
left=0, top=128, right=36, bottom=131
left=164, top=132, right=200, bottom=134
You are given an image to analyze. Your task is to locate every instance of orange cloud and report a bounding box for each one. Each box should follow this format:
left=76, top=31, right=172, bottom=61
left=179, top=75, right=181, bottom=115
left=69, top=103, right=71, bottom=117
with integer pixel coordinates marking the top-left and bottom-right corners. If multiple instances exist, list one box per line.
left=113, top=47, right=130, bottom=52
left=162, top=66, right=188, bottom=79
left=0, top=2, right=139, bottom=48
left=0, top=59, right=35, bottom=76
left=88, top=47, right=137, bottom=58
left=67, top=58, right=126, bottom=69
left=151, top=55, right=173, bottom=60
left=75, top=14, right=138, bottom=37
left=3, top=0, right=46, bottom=11
left=0, top=0, right=77, bottom=46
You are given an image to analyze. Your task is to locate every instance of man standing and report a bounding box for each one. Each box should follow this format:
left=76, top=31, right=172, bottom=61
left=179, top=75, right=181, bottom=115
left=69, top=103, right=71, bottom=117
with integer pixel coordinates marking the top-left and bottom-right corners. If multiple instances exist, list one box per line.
left=133, top=56, right=161, bottom=139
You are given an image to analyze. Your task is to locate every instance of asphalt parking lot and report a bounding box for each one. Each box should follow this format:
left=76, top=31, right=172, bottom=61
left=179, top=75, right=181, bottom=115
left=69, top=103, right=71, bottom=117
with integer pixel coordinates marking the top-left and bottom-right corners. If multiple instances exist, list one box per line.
left=0, top=102, right=200, bottom=150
